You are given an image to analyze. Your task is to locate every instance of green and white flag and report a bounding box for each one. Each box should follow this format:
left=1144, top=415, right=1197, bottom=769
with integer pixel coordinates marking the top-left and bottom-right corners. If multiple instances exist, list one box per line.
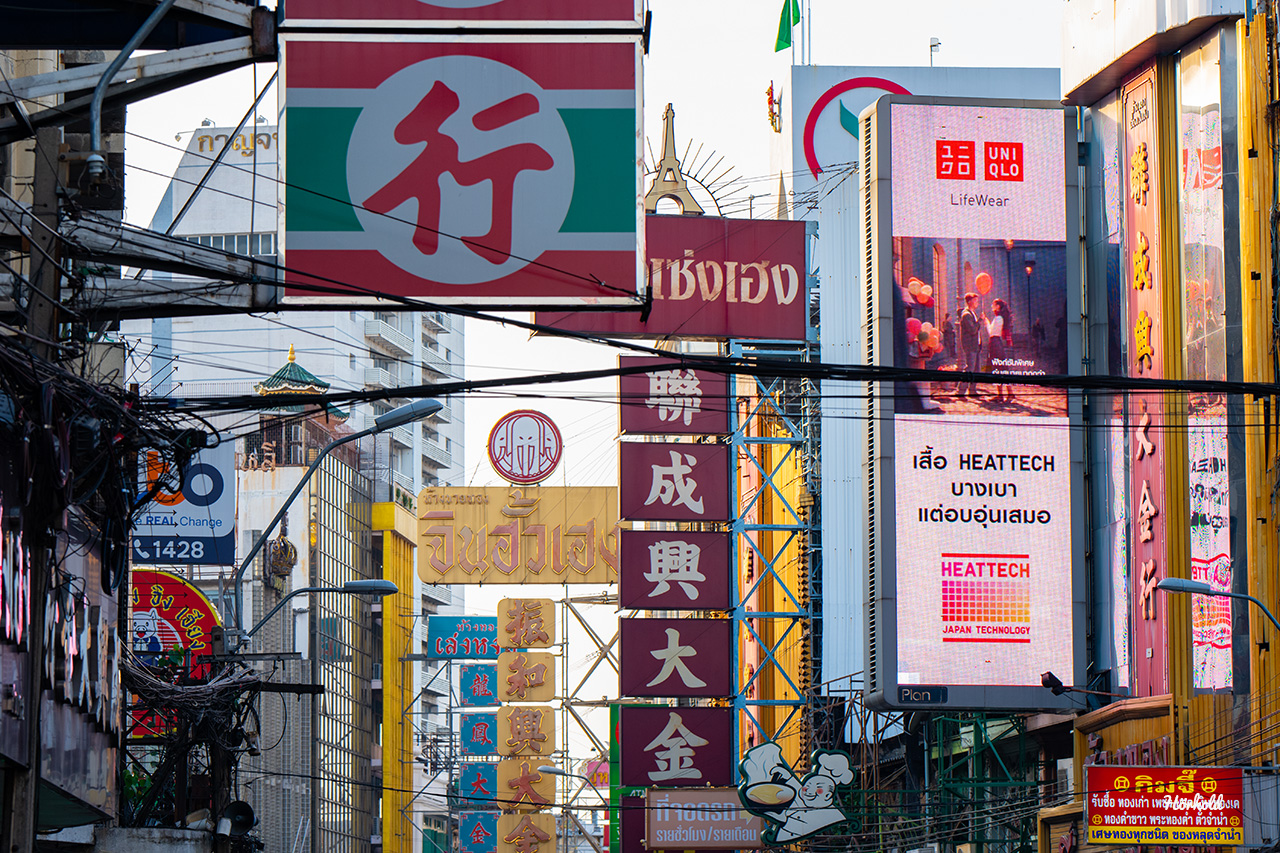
left=775, top=0, right=801, bottom=52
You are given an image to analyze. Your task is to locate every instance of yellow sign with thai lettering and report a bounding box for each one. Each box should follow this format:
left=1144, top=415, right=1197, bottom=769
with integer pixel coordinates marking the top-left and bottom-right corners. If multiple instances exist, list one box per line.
left=417, top=487, right=619, bottom=584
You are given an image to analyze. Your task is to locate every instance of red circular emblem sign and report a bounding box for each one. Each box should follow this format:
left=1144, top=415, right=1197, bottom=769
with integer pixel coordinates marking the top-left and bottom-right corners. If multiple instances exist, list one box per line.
left=487, top=410, right=563, bottom=484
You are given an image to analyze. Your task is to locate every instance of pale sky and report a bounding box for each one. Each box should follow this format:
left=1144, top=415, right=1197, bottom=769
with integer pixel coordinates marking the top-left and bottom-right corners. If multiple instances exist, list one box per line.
left=124, top=4, right=1066, bottom=488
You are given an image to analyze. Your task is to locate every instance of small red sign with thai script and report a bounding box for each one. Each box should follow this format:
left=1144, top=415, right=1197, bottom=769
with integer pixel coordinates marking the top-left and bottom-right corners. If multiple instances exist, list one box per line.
left=1084, top=765, right=1244, bottom=847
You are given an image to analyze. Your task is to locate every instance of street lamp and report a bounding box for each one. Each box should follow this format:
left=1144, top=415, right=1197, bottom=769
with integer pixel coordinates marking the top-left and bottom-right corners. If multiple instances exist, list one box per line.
left=230, top=396, right=443, bottom=637
left=1023, top=253, right=1036, bottom=350
left=1156, top=577, right=1280, bottom=632
left=1040, top=670, right=1127, bottom=699
left=245, top=579, right=398, bottom=639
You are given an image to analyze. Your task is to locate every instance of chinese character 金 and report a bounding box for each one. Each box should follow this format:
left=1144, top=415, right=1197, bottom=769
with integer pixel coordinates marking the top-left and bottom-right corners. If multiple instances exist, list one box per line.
left=1140, top=559, right=1159, bottom=620
left=506, top=762, right=550, bottom=809
left=1134, top=310, right=1155, bottom=374
left=505, top=707, right=548, bottom=755
left=642, top=711, right=710, bottom=783
left=1132, top=232, right=1151, bottom=292
left=469, top=822, right=493, bottom=848
left=503, top=816, right=551, bottom=853
left=1130, top=141, right=1149, bottom=206
left=647, top=370, right=703, bottom=426
left=647, top=628, right=707, bottom=689
left=644, top=450, right=705, bottom=515
left=645, top=540, right=706, bottom=600
left=363, top=82, right=553, bottom=264
left=1137, top=479, right=1159, bottom=543
left=505, top=600, right=550, bottom=648
left=505, top=653, right=548, bottom=700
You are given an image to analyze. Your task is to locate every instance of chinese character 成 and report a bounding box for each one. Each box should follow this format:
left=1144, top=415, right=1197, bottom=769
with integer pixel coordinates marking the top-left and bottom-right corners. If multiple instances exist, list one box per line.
left=647, top=627, right=707, bottom=689
left=647, top=370, right=703, bottom=426
left=643, top=711, right=710, bottom=782
left=645, top=540, right=706, bottom=600
left=644, top=450, right=705, bottom=515
left=1132, top=232, right=1151, bottom=291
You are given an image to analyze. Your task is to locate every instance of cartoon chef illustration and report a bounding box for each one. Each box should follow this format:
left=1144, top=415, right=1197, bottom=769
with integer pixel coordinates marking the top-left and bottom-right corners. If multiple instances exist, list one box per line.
left=738, top=742, right=854, bottom=843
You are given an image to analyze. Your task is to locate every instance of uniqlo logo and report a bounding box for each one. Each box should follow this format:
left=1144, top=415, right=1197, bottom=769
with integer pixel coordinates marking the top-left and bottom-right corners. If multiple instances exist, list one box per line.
left=984, top=142, right=1024, bottom=182
left=935, top=140, right=975, bottom=180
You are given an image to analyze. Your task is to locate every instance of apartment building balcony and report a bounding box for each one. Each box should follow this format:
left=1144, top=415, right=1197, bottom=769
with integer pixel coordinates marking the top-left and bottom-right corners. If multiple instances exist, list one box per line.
left=421, top=437, right=453, bottom=469
left=364, top=366, right=398, bottom=389
left=420, top=347, right=450, bottom=377
left=389, top=423, right=414, bottom=448
left=391, top=468, right=414, bottom=494
left=423, top=312, right=448, bottom=332
left=365, top=318, right=413, bottom=355
left=422, top=583, right=452, bottom=606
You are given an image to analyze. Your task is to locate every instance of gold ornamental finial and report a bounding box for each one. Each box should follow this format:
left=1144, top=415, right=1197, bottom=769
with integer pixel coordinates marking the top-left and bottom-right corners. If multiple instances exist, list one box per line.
left=287, top=343, right=296, bottom=362
left=643, top=104, right=704, bottom=216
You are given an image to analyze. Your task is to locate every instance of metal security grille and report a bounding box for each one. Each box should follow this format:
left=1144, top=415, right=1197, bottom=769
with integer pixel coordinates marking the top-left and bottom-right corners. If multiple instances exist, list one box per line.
left=862, top=112, right=878, bottom=694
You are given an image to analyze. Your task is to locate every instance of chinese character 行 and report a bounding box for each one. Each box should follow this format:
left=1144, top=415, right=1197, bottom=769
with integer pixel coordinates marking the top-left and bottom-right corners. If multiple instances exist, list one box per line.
left=646, top=370, right=703, bottom=426
left=644, top=450, right=706, bottom=515
left=647, top=627, right=707, bottom=689
left=645, top=540, right=706, bottom=600
left=642, top=711, right=710, bottom=783
left=1140, top=559, right=1159, bottom=620
left=362, top=82, right=554, bottom=265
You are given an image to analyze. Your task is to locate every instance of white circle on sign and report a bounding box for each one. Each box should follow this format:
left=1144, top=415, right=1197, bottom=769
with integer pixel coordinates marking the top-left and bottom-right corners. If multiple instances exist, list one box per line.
left=347, top=55, right=575, bottom=285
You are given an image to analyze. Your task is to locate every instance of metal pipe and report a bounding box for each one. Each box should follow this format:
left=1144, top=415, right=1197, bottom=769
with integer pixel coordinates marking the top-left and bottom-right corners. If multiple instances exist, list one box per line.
left=87, top=0, right=180, bottom=179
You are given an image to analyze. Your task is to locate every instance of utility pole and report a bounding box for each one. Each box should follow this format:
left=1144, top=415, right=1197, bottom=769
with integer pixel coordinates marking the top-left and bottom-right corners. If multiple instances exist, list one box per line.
left=9, top=125, right=66, bottom=853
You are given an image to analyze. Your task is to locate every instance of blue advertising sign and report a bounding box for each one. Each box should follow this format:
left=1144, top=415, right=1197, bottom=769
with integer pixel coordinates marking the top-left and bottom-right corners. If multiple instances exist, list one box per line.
left=460, top=813, right=499, bottom=853
left=461, top=713, right=499, bottom=757
left=460, top=763, right=497, bottom=809
left=132, top=443, right=236, bottom=565
left=461, top=664, right=500, bottom=706
left=426, top=616, right=499, bottom=659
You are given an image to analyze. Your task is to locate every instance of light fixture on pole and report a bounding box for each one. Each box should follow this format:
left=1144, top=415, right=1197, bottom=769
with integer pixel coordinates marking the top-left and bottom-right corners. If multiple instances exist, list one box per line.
left=1023, top=252, right=1036, bottom=342
left=1156, top=577, right=1280, bottom=632
left=230, top=396, right=443, bottom=643
left=245, top=579, right=398, bottom=640
left=1040, top=671, right=1127, bottom=699
left=929, top=37, right=941, bottom=66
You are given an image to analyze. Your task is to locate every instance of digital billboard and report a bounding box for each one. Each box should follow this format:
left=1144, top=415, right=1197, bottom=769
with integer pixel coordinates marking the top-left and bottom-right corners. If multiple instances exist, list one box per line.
left=863, top=96, right=1083, bottom=710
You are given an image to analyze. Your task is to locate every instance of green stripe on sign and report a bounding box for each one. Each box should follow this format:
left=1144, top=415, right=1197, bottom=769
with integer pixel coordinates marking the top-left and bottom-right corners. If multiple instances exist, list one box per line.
left=558, top=108, right=636, bottom=233
left=285, top=107, right=363, bottom=233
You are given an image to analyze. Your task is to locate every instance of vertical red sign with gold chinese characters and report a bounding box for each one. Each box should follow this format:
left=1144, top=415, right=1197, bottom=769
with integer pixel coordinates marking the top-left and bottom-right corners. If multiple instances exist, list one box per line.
left=1122, top=66, right=1169, bottom=696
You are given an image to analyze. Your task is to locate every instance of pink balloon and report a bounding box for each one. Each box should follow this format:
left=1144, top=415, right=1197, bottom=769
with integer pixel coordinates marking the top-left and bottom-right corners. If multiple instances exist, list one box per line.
left=906, top=318, right=922, bottom=336
left=975, top=271, right=993, bottom=295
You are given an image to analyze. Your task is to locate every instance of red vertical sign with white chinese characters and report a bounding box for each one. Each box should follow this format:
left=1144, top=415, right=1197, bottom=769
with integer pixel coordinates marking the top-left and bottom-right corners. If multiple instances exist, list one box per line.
left=618, top=443, right=730, bottom=522
left=618, top=358, right=730, bottom=435
left=619, top=618, right=733, bottom=698
left=619, top=530, right=732, bottom=611
left=1122, top=65, right=1169, bottom=696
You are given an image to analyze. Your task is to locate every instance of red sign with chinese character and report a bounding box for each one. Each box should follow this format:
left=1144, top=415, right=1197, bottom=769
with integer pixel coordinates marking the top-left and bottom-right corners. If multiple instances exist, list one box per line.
left=619, top=706, right=733, bottom=787
left=281, top=38, right=639, bottom=306
left=619, top=530, right=732, bottom=611
left=283, top=0, right=640, bottom=25
left=1084, top=765, right=1244, bottom=846
left=619, top=443, right=730, bottom=522
left=618, top=357, right=729, bottom=435
left=536, top=215, right=808, bottom=340
left=1122, top=65, right=1169, bottom=697
left=619, top=618, right=732, bottom=698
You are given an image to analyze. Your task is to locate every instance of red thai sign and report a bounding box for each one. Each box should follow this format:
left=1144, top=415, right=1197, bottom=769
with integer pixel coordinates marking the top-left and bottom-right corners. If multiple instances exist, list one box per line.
left=281, top=38, right=640, bottom=306
left=1122, top=65, right=1169, bottom=697
left=283, top=0, right=641, bottom=25
left=1084, top=765, right=1244, bottom=846
left=619, top=706, right=733, bottom=787
left=619, top=443, right=730, bottom=522
left=536, top=215, right=809, bottom=340
left=618, top=357, right=729, bottom=435
left=130, top=568, right=221, bottom=675
left=619, top=618, right=732, bottom=698
left=488, top=411, right=563, bottom=485
left=619, top=530, right=732, bottom=610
